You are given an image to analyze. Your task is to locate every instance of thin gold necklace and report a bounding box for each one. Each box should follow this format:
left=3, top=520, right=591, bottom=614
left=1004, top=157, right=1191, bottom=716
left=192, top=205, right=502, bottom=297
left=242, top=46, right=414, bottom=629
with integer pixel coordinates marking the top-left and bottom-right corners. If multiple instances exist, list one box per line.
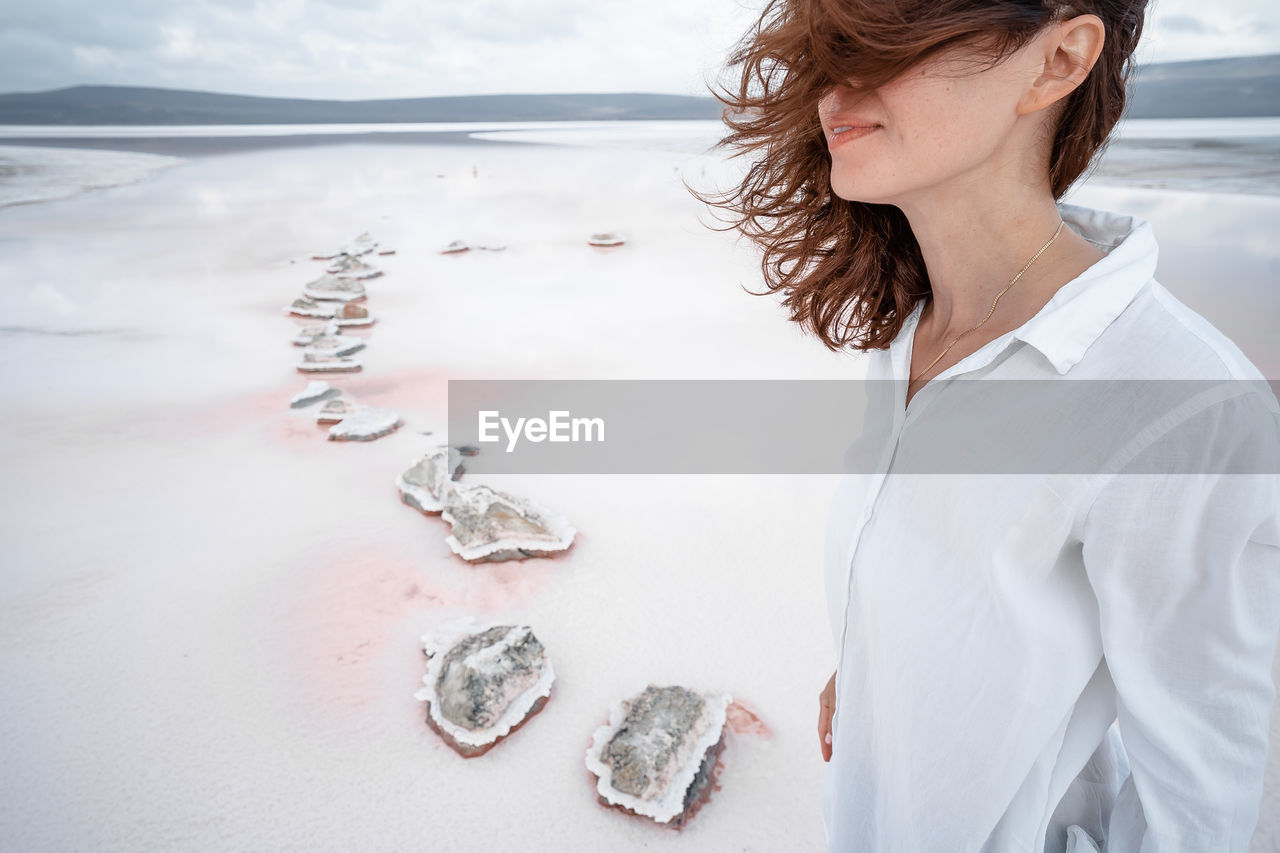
left=909, top=219, right=1065, bottom=387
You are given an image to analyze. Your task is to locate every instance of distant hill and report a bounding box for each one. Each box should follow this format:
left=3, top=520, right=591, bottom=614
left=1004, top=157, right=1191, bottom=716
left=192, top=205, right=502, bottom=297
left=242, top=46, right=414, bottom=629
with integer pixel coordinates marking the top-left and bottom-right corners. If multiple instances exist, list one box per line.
left=0, top=53, right=1275, bottom=125
left=1127, top=53, right=1280, bottom=118
left=0, top=88, right=723, bottom=125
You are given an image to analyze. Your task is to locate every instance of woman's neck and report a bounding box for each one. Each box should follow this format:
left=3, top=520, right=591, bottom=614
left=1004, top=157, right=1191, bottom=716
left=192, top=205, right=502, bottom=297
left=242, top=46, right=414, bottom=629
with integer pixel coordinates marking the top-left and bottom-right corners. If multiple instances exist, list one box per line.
left=897, top=184, right=1077, bottom=337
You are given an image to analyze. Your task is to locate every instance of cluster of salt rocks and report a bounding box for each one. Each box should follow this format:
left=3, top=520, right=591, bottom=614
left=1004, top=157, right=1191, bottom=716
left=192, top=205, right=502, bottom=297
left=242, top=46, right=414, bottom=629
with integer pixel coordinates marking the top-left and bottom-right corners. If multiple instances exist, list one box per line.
left=396, top=444, right=575, bottom=562
left=284, top=227, right=729, bottom=827
left=284, top=233, right=401, bottom=441
left=403, top=447, right=733, bottom=828
left=436, top=232, right=626, bottom=255
left=413, top=613, right=732, bottom=829
left=276, top=219, right=725, bottom=824
left=288, top=232, right=381, bottom=332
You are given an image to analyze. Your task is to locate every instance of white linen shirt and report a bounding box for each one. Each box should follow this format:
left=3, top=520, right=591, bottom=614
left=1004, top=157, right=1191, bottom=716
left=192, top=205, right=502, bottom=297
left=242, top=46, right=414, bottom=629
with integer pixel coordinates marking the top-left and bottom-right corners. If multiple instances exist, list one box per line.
left=820, top=203, right=1280, bottom=853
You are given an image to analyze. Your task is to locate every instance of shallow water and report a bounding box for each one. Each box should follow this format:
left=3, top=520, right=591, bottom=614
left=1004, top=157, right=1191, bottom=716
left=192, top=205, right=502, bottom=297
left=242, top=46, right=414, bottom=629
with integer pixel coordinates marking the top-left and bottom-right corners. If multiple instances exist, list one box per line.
left=0, top=144, right=184, bottom=207
left=1065, top=183, right=1280, bottom=377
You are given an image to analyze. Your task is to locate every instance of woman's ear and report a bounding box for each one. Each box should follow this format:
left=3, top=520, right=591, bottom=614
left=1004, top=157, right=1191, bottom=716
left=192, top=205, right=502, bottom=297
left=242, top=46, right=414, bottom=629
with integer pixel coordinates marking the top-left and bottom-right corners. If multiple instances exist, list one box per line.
left=1017, top=14, right=1106, bottom=115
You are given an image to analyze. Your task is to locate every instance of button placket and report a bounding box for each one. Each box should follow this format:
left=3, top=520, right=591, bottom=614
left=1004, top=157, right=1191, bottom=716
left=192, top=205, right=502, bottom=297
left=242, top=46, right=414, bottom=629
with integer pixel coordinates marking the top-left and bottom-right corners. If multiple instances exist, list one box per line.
left=831, top=397, right=910, bottom=740
left=832, top=315, right=989, bottom=741
left=830, top=339, right=1012, bottom=742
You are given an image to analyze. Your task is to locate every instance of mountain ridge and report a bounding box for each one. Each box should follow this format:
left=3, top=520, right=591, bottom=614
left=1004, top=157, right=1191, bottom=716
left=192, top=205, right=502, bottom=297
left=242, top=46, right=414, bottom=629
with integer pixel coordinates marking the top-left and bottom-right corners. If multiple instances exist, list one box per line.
left=1, top=53, right=1276, bottom=124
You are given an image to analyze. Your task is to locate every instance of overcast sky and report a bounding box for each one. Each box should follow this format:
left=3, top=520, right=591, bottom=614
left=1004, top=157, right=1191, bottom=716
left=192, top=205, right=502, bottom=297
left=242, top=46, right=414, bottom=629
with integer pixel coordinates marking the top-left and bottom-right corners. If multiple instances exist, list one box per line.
left=2, top=0, right=1278, bottom=99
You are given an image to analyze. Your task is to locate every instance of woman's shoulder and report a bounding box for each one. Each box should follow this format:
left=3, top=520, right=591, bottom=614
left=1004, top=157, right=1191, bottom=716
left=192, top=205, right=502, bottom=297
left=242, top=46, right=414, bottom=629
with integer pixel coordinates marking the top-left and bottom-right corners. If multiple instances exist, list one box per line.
left=1083, top=277, right=1269, bottom=384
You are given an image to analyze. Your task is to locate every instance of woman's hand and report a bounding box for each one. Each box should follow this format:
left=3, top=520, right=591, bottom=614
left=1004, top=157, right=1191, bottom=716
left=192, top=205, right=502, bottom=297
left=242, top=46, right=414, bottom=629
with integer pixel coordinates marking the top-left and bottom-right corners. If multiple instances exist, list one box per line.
left=818, top=670, right=836, bottom=762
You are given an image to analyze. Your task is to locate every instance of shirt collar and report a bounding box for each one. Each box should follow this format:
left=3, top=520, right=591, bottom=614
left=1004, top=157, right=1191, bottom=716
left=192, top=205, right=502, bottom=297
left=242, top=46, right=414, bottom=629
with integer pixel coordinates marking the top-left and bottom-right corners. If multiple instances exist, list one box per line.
left=1009, top=202, right=1157, bottom=374
left=889, top=203, right=1157, bottom=377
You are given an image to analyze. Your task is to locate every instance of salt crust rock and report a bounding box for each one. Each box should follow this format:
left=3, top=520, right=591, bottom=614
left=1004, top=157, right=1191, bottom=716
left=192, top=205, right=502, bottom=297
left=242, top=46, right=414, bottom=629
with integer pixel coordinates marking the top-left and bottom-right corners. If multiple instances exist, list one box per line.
left=440, top=240, right=505, bottom=252
left=288, top=300, right=376, bottom=326
left=301, top=334, right=365, bottom=358
left=396, top=445, right=466, bottom=514
left=311, top=232, right=379, bottom=260
left=296, top=354, right=361, bottom=373
left=285, top=297, right=336, bottom=318
left=291, top=320, right=340, bottom=345
left=290, top=380, right=339, bottom=409
left=326, top=255, right=384, bottom=279
left=339, top=233, right=378, bottom=257
left=587, top=232, right=626, bottom=247
left=315, top=397, right=359, bottom=424
left=413, top=616, right=555, bottom=758
left=327, top=406, right=401, bottom=441
left=585, top=685, right=732, bottom=826
left=441, top=483, right=576, bottom=561
left=334, top=301, right=368, bottom=317
left=332, top=302, right=375, bottom=327
left=286, top=298, right=373, bottom=325
left=303, top=274, right=367, bottom=302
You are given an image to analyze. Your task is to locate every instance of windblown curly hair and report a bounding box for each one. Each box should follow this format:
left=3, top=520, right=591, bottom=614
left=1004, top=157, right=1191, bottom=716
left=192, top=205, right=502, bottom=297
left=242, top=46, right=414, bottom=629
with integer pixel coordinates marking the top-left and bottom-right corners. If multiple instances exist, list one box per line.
left=691, top=0, right=1146, bottom=351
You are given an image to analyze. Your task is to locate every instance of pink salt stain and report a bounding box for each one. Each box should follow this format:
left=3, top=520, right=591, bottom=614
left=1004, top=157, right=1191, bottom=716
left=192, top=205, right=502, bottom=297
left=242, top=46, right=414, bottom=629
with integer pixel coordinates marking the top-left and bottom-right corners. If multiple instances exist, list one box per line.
left=134, top=370, right=437, bottom=447
left=264, top=529, right=574, bottom=729
left=128, top=383, right=293, bottom=440
left=447, top=551, right=570, bottom=613
left=293, top=363, right=496, bottom=413
left=395, top=503, right=580, bottom=612
left=288, top=363, right=451, bottom=420
left=725, top=698, right=773, bottom=740
left=133, top=352, right=510, bottom=445
left=263, top=543, right=450, bottom=719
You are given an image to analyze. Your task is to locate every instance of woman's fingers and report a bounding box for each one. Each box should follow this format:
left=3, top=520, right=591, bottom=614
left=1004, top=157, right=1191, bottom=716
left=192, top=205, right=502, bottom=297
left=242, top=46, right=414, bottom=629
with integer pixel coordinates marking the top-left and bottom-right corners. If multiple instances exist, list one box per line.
left=819, top=670, right=837, bottom=762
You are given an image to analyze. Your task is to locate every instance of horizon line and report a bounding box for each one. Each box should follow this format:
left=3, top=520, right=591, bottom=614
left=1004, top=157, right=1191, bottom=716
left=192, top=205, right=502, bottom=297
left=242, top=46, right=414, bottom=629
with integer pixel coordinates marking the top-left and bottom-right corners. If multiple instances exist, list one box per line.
left=2, top=50, right=1277, bottom=101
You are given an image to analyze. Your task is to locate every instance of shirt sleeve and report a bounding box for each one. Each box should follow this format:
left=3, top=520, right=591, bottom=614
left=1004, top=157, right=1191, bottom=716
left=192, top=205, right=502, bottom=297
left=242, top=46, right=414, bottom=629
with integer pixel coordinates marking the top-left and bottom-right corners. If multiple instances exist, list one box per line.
left=1078, top=390, right=1280, bottom=852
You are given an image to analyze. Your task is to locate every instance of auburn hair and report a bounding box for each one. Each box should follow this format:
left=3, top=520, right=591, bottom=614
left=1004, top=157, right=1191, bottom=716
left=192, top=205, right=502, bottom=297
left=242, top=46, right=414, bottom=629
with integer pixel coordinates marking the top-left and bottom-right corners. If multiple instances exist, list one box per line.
left=690, top=0, right=1146, bottom=351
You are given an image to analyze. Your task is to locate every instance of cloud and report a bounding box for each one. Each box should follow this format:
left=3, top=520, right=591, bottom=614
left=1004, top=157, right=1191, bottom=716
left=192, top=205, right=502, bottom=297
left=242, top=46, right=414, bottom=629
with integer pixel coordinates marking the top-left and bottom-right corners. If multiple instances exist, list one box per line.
left=0, top=0, right=769, bottom=97
left=1142, top=0, right=1280, bottom=64
left=0, top=0, right=1276, bottom=99
left=1160, top=14, right=1214, bottom=35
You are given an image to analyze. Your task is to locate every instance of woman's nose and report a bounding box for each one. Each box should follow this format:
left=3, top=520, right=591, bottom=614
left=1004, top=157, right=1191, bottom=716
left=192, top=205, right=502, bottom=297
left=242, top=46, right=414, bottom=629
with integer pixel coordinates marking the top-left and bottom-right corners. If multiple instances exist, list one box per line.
left=818, top=88, right=841, bottom=119
left=819, top=82, right=855, bottom=113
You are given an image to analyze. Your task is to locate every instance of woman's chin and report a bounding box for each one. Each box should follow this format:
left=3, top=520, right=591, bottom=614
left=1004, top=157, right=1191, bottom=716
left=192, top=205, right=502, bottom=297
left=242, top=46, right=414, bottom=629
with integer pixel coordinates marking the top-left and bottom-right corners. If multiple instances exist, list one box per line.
left=828, top=167, right=897, bottom=204
left=830, top=183, right=893, bottom=205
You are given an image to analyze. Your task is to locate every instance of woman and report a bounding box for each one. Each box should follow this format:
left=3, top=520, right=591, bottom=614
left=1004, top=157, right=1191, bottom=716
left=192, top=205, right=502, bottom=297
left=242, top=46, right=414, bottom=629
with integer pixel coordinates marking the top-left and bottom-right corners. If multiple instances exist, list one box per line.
left=694, top=1, right=1280, bottom=851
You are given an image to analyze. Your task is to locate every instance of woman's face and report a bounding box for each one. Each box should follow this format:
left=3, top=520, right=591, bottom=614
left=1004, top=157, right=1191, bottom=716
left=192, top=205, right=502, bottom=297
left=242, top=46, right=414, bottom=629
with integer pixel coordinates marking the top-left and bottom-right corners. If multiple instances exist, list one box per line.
left=818, top=43, right=1046, bottom=206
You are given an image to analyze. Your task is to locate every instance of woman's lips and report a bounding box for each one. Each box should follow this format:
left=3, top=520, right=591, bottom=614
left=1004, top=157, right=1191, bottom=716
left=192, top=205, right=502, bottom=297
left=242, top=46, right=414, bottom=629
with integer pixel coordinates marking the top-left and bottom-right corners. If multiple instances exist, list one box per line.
left=827, top=124, right=881, bottom=149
